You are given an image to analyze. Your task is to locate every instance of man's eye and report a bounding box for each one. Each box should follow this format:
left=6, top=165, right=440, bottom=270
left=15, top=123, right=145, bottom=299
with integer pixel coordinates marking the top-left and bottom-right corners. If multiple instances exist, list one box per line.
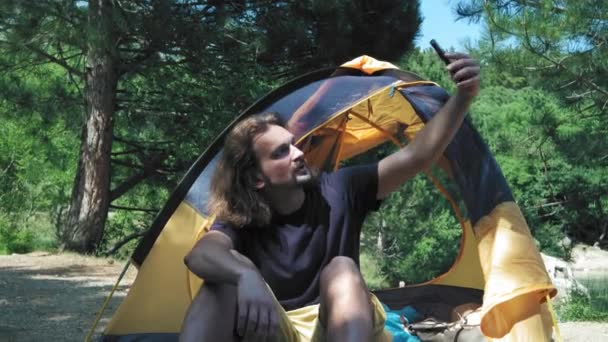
left=273, top=145, right=289, bottom=158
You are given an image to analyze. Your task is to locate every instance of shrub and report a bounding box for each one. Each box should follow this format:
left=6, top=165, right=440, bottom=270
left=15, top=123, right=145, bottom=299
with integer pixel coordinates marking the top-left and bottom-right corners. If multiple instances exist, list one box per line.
left=556, top=276, right=608, bottom=322
left=0, top=216, right=35, bottom=254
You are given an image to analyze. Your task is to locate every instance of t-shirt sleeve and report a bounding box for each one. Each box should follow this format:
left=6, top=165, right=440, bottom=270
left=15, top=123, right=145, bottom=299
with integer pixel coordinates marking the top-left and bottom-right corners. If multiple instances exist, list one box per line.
left=326, top=163, right=381, bottom=214
left=209, top=220, right=243, bottom=251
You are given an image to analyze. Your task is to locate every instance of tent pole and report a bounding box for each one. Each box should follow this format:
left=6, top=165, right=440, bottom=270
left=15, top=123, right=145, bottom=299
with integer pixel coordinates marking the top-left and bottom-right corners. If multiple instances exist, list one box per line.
left=85, top=259, right=132, bottom=342
left=348, top=109, right=466, bottom=228
left=546, top=294, right=563, bottom=342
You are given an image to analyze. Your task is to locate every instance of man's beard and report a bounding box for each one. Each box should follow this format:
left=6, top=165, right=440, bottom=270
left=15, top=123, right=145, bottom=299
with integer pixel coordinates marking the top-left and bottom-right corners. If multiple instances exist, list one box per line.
left=294, top=164, right=315, bottom=185
left=265, top=165, right=316, bottom=189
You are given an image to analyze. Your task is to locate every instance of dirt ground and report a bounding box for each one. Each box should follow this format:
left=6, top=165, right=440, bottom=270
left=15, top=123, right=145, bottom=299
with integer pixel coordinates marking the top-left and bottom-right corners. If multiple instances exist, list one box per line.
left=0, top=252, right=137, bottom=342
left=0, top=252, right=607, bottom=342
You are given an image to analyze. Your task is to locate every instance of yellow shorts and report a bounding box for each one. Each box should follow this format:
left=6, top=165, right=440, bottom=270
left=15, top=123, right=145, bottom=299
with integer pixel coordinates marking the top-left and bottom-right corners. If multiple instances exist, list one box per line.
left=276, top=294, right=392, bottom=342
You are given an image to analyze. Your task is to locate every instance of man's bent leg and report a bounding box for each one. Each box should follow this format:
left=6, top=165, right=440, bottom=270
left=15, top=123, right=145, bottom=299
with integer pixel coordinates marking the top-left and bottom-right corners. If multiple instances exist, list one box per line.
left=318, top=256, right=374, bottom=342
left=180, top=283, right=239, bottom=342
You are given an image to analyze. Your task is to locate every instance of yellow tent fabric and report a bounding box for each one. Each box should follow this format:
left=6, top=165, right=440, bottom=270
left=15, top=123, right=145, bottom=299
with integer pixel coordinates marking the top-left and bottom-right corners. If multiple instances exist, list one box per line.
left=104, top=202, right=210, bottom=334
left=341, top=55, right=399, bottom=74
left=475, top=202, right=556, bottom=338
left=100, top=55, right=556, bottom=341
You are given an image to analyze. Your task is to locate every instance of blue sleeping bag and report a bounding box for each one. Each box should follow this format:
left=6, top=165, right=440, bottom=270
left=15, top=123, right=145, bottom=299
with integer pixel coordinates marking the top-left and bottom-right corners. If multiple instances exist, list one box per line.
left=382, top=303, right=422, bottom=342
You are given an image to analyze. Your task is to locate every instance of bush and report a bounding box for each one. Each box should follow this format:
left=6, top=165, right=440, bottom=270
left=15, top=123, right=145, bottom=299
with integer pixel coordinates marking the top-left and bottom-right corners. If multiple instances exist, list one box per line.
left=556, top=276, right=608, bottom=322
left=0, top=216, right=35, bottom=254
left=0, top=215, right=58, bottom=255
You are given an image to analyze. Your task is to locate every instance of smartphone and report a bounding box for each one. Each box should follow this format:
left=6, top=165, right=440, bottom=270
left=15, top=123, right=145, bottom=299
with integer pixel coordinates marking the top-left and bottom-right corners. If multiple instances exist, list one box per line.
left=430, top=39, right=451, bottom=65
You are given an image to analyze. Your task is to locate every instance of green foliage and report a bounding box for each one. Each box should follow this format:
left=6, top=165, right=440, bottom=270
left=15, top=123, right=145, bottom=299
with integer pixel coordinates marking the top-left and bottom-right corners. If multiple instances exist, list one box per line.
left=454, top=0, right=608, bottom=248
left=0, top=216, right=34, bottom=254
left=470, top=82, right=607, bottom=256
left=360, top=252, right=390, bottom=290
left=557, top=276, right=608, bottom=321
left=0, top=63, right=80, bottom=254
left=455, top=0, right=608, bottom=105
left=0, top=213, right=57, bottom=255
left=557, top=293, right=608, bottom=322
left=362, top=171, right=462, bottom=285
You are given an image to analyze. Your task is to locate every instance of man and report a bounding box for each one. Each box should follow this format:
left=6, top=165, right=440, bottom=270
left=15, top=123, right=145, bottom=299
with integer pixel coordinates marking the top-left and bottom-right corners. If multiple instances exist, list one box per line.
left=181, top=52, right=480, bottom=342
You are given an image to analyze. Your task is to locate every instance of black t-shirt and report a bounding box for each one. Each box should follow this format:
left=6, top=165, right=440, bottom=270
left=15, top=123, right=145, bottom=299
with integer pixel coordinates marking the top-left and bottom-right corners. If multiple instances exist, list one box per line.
left=211, top=163, right=380, bottom=311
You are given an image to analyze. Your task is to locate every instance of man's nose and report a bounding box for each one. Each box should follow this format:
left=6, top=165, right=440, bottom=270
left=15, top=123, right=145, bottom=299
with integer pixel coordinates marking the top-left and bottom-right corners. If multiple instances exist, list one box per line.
left=291, top=144, right=304, bottom=161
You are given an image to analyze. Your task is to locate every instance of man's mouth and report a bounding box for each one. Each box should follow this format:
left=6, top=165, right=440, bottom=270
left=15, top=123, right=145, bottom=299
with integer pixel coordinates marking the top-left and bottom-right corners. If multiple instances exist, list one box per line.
left=294, top=164, right=312, bottom=184
left=295, top=163, right=310, bottom=176
left=295, top=164, right=309, bottom=175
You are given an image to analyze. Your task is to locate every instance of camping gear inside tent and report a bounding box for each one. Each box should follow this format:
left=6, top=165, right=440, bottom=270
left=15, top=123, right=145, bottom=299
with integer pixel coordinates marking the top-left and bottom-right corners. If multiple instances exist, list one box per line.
left=93, top=56, right=557, bottom=341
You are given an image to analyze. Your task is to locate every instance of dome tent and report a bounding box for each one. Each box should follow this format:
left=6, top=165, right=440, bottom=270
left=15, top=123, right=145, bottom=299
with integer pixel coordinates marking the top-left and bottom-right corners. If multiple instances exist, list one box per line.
left=94, top=56, right=557, bottom=341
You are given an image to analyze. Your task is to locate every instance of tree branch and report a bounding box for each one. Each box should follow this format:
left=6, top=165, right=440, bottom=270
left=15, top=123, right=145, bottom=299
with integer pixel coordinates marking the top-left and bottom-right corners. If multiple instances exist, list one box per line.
left=110, top=152, right=169, bottom=201
left=535, top=53, right=608, bottom=98
left=57, top=42, right=84, bottom=98
left=1, top=153, right=15, bottom=176
left=109, top=205, right=159, bottom=213
left=102, top=230, right=146, bottom=256
left=112, top=158, right=144, bottom=169
left=111, top=149, right=142, bottom=156
left=566, top=91, right=594, bottom=100
left=514, top=4, right=608, bottom=99
left=24, top=42, right=84, bottom=78
left=113, top=135, right=173, bottom=148
left=110, top=171, right=151, bottom=201
left=526, top=200, right=570, bottom=210
left=118, top=48, right=158, bottom=76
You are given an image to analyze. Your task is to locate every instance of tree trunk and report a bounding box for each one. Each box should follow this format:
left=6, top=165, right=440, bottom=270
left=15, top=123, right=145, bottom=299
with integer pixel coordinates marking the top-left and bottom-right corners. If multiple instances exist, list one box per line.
left=60, top=0, right=118, bottom=253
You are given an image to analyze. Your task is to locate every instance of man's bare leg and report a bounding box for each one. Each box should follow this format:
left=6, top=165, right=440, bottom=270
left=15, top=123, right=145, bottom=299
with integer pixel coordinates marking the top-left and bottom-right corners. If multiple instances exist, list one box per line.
left=319, top=256, right=373, bottom=342
left=180, top=283, right=239, bottom=342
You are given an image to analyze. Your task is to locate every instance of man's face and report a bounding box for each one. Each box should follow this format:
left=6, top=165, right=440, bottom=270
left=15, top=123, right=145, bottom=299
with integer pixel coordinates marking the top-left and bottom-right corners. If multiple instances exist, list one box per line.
left=252, top=124, right=312, bottom=189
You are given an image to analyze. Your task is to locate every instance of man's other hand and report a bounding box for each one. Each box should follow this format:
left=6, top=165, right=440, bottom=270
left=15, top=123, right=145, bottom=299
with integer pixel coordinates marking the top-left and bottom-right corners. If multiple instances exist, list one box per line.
left=236, top=270, right=280, bottom=342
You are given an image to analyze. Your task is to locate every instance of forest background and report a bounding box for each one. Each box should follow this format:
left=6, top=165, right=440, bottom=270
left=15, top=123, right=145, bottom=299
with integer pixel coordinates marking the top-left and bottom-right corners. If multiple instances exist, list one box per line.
left=1, top=0, right=606, bottom=321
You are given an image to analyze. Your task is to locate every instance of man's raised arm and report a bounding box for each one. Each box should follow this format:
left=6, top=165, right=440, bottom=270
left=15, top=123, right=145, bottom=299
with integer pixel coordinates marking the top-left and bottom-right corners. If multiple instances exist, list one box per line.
left=377, top=52, right=480, bottom=199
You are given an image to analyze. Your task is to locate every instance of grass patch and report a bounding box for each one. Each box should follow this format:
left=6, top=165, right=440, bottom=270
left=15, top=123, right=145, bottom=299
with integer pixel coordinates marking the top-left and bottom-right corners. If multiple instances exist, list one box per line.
left=0, top=213, right=58, bottom=255
left=556, top=275, right=608, bottom=322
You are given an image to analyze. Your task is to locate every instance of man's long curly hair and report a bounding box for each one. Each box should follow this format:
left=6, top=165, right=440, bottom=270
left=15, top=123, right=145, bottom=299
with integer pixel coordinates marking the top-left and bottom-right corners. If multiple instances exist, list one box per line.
left=208, top=112, right=284, bottom=227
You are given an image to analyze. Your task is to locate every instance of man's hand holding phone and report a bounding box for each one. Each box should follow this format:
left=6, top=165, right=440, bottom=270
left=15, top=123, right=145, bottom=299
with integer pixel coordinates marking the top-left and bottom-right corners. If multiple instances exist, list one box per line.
left=431, top=39, right=480, bottom=99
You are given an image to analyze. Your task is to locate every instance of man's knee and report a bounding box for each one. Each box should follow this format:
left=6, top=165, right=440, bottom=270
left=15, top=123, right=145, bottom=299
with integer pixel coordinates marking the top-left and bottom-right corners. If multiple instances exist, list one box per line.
left=181, top=283, right=239, bottom=341
left=320, top=256, right=366, bottom=293
left=318, top=257, right=374, bottom=333
left=322, top=256, right=359, bottom=275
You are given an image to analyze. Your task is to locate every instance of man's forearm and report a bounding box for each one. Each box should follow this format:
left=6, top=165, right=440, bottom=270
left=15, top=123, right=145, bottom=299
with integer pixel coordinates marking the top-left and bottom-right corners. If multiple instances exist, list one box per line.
left=407, top=90, right=473, bottom=166
left=184, top=236, right=257, bottom=285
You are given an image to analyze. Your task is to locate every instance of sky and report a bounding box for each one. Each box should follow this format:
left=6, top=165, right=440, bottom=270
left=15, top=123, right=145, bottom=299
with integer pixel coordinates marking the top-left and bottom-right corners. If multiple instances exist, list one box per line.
left=415, top=0, right=482, bottom=50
